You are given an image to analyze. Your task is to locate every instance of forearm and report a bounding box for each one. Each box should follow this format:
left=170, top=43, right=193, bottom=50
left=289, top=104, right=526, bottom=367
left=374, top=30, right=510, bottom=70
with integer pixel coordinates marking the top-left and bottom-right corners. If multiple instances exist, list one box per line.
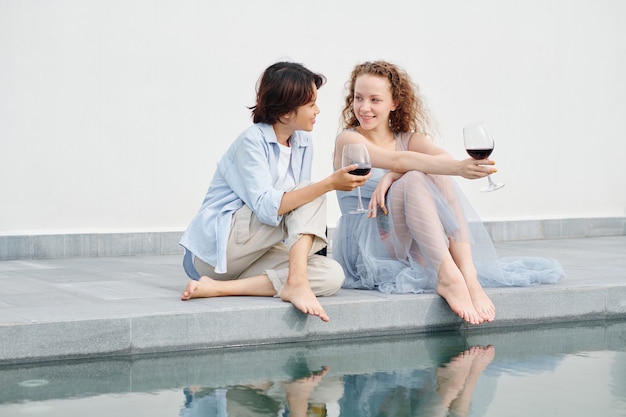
left=277, top=178, right=333, bottom=216
left=394, top=151, right=461, bottom=176
left=384, top=171, right=405, bottom=181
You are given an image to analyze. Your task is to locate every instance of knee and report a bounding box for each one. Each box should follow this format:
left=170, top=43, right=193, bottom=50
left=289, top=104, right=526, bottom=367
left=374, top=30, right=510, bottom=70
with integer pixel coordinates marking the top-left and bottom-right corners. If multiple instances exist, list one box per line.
left=315, top=257, right=345, bottom=296
left=401, top=170, right=429, bottom=184
left=327, top=260, right=346, bottom=293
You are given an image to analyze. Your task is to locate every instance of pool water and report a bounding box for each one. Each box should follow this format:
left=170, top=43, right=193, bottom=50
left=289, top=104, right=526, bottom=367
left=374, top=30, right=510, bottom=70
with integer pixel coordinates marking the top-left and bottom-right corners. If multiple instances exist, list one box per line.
left=1, top=319, right=625, bottom=417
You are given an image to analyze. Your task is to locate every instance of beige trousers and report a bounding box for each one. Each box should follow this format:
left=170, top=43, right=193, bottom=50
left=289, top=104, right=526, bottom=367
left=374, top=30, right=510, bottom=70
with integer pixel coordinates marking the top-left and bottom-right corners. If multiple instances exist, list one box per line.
left=194, top=187, right=345, bottom=297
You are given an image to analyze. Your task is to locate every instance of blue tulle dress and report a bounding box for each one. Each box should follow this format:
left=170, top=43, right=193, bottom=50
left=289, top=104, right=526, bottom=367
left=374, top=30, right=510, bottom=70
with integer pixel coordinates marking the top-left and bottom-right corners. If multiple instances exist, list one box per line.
left=333, top=132, right=564, bottom=294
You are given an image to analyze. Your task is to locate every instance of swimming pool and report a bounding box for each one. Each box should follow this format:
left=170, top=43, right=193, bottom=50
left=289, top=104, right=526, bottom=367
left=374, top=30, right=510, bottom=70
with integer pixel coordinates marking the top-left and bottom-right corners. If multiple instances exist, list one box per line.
left=1, top=319, right=625, bottom=416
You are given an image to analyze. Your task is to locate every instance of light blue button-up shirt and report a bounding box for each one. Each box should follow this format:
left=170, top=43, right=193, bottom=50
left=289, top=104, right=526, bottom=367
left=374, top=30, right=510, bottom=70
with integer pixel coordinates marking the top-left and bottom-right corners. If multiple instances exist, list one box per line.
left=180, top=123, right=313, bottom=274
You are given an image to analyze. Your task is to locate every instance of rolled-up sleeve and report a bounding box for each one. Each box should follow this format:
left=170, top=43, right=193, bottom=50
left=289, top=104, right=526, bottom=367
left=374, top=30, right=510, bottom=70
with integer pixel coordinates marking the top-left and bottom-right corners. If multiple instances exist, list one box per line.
left=180, top=124, right=314, bottom=275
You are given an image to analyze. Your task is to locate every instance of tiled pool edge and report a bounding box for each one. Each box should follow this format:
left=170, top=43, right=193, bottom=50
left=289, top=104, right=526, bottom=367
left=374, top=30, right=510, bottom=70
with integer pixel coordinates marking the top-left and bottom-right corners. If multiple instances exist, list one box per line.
left=1, top=217, right=625, bottom=260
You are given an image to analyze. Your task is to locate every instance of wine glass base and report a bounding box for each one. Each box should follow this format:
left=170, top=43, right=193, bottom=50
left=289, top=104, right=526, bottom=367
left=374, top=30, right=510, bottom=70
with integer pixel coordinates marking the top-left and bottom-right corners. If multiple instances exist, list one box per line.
left=347, top=208, right=369, bottom=214
left=480, top=183, right=505, bottom=193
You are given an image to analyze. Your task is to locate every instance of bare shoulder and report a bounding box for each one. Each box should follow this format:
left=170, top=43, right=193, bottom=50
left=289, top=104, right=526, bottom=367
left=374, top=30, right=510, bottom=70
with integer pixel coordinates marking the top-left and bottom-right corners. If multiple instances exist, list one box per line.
left=334, top=130, right=370, bottom=168
left=336, top=129, right=367, bottom=146
left=407, top=132, right=429, bottom=146
left=407, top=132, right=442, bottom=154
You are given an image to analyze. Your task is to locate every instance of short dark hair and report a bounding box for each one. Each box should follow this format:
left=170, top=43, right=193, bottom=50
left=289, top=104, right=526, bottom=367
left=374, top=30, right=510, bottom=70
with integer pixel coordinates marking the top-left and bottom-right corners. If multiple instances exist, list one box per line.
left=250, top=62, right=326, bottom=124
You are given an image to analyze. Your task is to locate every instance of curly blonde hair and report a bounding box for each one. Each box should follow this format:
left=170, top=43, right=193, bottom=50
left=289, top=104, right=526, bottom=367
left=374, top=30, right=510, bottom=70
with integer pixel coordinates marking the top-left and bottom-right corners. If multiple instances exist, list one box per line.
left=341, top=61, right=433, bottom=136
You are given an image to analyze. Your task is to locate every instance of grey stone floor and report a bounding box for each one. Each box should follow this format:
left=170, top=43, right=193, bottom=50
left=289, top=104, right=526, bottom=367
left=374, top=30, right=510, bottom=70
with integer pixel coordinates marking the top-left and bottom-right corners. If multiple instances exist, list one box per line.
left=0, top=236, right=625, bottom=365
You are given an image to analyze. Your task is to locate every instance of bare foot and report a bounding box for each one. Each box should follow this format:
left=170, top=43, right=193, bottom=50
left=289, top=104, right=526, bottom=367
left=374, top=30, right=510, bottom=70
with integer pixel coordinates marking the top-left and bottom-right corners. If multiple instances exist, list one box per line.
left=437, top=262, right=484, bottom=325
left=457, top=265, right=496, bottom=322
left=468, top=345, right=495, bottom=374
left=280, top=282, right=330, bottom=322
left=467, top=284, right=496, bottom=322
left=181, top=276, right=220, bottom=300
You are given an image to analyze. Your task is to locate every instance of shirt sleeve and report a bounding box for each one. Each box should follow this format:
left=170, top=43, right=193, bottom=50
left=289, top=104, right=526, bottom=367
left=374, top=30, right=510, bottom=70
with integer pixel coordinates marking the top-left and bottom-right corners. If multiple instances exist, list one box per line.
left=219, top=134, right=284, bottom=226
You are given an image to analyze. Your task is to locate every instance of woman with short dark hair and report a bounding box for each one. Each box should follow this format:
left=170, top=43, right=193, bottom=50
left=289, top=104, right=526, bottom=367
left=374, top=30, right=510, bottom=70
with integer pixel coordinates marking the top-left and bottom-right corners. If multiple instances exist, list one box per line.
left=180, top=62, right=369, bottom=322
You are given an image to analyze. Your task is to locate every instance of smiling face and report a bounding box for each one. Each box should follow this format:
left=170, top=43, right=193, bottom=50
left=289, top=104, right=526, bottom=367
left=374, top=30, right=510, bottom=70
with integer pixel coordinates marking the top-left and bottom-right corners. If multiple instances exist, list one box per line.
left=353, top=74, right=397, bottom=132
left=284, top=87, right=320, bottom=132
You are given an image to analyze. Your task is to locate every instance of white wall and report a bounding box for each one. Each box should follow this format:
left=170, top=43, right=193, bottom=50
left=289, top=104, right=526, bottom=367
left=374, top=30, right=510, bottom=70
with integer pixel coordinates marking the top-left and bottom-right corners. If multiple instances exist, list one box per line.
left=1, top=0, right=625, bottom=235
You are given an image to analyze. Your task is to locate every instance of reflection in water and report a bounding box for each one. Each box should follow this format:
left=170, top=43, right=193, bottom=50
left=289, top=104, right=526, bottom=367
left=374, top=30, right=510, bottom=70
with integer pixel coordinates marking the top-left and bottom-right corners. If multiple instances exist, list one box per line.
left=181, top=363, right=343, bottom=417
left=180, top=345, right=495, bottom=417
left=339, top=345, right=495, bottom=417
left=1, top=320, right=625, bottom=417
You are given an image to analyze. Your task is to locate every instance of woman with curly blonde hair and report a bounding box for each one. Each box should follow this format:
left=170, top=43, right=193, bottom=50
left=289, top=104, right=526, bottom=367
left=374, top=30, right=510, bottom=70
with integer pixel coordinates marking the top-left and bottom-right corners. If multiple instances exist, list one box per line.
left=333, top=60, right=563, bottom=325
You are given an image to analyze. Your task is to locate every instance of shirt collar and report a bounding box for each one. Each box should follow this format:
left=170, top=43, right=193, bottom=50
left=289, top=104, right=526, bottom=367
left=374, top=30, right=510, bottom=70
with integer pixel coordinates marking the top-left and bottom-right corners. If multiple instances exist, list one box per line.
left=258, top=123, right=311, bottom=149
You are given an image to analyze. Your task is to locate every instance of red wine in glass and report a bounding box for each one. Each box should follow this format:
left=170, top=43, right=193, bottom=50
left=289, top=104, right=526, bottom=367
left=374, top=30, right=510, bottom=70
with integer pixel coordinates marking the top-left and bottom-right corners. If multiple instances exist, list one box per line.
left=348, top=167, right=372, bottom=176
left=463, top=121, right=504, bottom=192
left=342, top=143, right=371, bottom=213
left=466, top=148, right=493, bottom=160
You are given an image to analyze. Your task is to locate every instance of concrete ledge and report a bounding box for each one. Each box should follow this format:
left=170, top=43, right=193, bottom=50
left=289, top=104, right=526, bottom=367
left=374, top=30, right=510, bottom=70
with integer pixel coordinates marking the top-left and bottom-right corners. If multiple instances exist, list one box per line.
left=1, top=285, right=625, bottom=365
left=0, top=236, right=625, bottom=365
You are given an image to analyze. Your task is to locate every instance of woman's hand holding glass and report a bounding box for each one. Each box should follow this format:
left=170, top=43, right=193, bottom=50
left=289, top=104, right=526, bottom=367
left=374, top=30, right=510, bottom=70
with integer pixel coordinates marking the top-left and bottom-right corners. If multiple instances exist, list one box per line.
left=342, top=143, right=372, bottom=214
left=330, top=164, right=370, bottom=191
left=456, top=158, right=497, bottom=180
left=463, top=121, right=504, bottom=192
left=368, top=171, right=402, bottom=218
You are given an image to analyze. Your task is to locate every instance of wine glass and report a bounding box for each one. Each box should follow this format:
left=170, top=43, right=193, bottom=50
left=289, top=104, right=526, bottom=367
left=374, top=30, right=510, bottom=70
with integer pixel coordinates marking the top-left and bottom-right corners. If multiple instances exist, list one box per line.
left=463, top=121, right=505, bottom=192
left=342, top=143, right=371, bottom=214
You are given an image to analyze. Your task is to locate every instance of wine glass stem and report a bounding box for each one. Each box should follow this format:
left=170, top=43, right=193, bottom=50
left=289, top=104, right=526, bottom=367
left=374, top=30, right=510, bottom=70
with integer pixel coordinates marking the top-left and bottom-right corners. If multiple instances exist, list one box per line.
left=356, top=186, right=364, bottom=211
left=487, top=175, right=495, bottom=187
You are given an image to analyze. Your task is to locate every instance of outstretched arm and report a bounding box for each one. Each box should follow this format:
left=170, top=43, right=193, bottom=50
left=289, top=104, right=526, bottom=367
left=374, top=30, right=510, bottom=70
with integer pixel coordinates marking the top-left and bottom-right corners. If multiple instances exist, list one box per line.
left=335, top=130, right=496, bottom=179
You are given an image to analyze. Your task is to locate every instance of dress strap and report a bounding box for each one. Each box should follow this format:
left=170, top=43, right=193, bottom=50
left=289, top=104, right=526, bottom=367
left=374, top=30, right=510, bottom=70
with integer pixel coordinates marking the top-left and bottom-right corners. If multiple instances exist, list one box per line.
left=395, top=132, right=412, bottom=151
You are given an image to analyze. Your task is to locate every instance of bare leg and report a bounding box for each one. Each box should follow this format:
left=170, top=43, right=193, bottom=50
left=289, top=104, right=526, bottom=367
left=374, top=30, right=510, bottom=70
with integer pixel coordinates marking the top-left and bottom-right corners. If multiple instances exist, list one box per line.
left=430, top=176, right=495, bottom=322
left=449, top=241, right=496, bottom=322
left=436, top=346, right=495, bottom=417
left=390, top=173, right=482, bottom=325
left=280, top=234, right=330, bottom=322
left=448, top=345, right=495, bottom=416
left=388, top=173, right=494, bottom=325
left=436, top=349, right=474, bottom=410
left=181, top=274, right=276, bottom=300
left=282, top=366, right=330, bottom=417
